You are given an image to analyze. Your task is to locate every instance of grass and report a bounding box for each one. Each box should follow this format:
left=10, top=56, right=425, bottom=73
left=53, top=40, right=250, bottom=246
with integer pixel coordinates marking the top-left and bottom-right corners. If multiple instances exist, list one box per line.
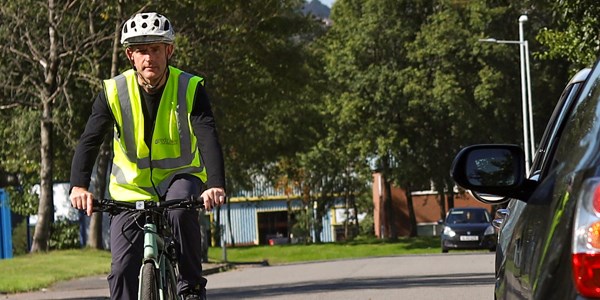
left=0, top=236, right=441, bottom=294
left=209, top=236, right=441, bottom=265
left=0, top=249, right=111, bottom=294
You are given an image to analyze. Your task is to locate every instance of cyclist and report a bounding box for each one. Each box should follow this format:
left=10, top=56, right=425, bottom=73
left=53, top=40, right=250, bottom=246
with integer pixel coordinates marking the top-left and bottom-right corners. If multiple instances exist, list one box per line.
left=69, top=12, right=226, bottom=300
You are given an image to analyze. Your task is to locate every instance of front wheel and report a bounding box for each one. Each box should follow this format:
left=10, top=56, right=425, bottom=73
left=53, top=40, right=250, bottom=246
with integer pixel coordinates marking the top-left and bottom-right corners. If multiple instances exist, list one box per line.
left=140, top=262, right=159, bottom=300
left=164, top=262, right=179, bottom=300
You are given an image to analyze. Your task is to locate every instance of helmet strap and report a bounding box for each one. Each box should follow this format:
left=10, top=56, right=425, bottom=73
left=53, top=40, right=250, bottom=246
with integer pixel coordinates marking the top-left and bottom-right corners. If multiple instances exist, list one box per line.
left=127, top=47, right=173, bottom=91
left=130, top=53, right=170, bottom=92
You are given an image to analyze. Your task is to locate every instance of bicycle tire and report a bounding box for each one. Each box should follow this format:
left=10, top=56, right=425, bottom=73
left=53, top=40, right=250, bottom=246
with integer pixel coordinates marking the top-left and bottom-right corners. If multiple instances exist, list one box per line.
left=140, top=262, right=159, bottom=300
left=164, top=262, right=179, bottom=300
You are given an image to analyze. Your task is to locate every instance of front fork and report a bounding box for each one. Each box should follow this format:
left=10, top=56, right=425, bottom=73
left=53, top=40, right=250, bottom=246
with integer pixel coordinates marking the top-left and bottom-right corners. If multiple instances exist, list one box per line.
left=138, top=222, right=168, bottom=299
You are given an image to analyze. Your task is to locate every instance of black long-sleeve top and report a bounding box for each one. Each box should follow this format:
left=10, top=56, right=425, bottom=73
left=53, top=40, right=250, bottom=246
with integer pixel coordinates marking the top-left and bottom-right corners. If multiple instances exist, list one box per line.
left=70, top=76, right=226, bottom=192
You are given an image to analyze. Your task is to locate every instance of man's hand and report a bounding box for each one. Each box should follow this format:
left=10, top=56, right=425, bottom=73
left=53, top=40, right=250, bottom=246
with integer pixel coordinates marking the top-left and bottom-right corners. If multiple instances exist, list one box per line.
left=201, top=187, right=226, bottom=211
left=70, top=186, right=94, bottom=216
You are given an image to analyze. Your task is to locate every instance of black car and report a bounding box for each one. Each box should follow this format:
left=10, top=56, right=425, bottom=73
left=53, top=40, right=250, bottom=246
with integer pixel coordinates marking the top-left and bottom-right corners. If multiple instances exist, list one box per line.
left=451, top=66, right=593, bottom=299
left=440, top=207, right=496, bottom=253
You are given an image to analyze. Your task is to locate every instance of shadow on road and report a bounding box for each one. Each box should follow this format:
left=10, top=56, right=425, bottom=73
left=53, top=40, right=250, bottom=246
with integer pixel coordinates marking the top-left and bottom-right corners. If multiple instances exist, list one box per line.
left=208, top=272, right=494, bottom=299
left=50, top=298, right=108, bottom=300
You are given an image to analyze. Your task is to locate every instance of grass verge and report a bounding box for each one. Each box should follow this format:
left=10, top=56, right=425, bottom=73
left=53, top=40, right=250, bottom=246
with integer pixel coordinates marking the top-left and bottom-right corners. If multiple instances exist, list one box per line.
left=208, top=236, right=441, bottom=265
left=0, top=249, right=111, bottom=294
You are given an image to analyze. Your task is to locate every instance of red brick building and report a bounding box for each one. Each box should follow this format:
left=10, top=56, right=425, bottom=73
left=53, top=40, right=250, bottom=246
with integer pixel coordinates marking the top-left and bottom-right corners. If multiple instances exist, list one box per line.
left=372, top=173, right=493, bottom=237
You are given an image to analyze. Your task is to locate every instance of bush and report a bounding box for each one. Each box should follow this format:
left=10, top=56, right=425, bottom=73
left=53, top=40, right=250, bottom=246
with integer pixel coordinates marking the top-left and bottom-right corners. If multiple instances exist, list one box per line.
left=12, top=219, right=29, bottom=256
left=12, top=218, right=83, bottom=254
left=49, top=219, right=81, bottom=250
left=359, top=213, right=375, bottom=237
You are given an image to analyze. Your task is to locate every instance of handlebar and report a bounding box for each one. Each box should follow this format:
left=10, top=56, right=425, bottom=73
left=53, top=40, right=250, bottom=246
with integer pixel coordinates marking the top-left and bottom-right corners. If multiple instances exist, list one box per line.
left=92, top=196, right=205, bottom=214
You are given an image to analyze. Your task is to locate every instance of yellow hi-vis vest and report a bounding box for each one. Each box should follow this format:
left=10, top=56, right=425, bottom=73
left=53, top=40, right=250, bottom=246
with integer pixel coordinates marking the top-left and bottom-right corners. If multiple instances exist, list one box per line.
left=103, top=66, right=207, bottom=202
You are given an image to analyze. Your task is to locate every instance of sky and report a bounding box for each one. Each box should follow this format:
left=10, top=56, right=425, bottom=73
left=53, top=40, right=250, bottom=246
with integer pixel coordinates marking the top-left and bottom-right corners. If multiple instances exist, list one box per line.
left=321, top=0, right=335, bottom=7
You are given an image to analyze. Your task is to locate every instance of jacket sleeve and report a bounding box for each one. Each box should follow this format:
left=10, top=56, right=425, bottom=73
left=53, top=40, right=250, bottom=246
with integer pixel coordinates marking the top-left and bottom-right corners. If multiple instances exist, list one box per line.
left=190, top=84, right=226, bottom=190
left=69, top=92, right=114, bottom=190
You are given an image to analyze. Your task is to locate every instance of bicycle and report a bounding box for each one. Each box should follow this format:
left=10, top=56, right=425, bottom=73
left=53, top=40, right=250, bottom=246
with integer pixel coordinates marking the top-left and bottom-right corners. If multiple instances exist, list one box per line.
left=93, top=196, right=205, bottom=300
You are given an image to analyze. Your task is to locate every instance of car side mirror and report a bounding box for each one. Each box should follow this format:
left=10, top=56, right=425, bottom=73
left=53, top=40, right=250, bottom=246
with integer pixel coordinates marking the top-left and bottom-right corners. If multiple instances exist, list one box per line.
left=468, top=190, right=509, bottom=205
left=451, top=144, right=536, bottom=202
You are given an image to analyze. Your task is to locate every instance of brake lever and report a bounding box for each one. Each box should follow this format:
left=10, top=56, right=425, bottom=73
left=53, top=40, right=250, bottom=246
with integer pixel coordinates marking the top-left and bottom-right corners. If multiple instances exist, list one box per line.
left=91, top=199, right=107, bottom=213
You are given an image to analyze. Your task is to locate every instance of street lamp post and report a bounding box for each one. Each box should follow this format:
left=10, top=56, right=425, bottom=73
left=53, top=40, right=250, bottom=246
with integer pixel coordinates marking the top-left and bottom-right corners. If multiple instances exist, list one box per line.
left=521, top=16, right=535, bottom=167
left=479, top=15, right=534, bottom=174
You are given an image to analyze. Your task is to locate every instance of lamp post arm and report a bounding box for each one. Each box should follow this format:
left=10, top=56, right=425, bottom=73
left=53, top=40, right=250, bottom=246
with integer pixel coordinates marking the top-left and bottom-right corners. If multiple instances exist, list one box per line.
left=478, top=38, right=523, bottom=45
left=493, top=40, right=523, bottom=45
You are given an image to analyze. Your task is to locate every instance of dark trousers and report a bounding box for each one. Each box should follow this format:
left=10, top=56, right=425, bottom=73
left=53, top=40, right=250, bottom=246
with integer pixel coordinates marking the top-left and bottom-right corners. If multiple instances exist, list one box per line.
left=107, top=175, right=207, bottom=300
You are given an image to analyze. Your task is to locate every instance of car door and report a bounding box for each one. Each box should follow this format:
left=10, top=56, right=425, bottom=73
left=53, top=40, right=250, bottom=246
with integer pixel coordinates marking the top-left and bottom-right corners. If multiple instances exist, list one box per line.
left=505, top=63, right=600, bottom=300
left=523, top=64, right=600, bottom=299
left=493, top=69, right=590, bottom=299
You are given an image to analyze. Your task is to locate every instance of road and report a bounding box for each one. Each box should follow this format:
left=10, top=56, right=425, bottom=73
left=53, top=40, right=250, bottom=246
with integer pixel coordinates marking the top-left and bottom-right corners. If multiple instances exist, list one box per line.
left=207, top=252, right=495, bottom=300
left=2, top=252, right=494, bottom=299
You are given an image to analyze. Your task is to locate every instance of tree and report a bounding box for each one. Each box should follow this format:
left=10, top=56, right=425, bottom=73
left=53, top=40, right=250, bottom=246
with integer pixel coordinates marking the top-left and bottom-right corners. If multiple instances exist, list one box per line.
left=537, top=0, right=600, bottom=68
left=157, top=0, right=325, bottom=191
left=0, top=0, right=112, bottom=251
left=323, top=0, right=434, bottom=239
left=155, top=1, right=326, bottom=247
left=85, top=1, right=128, bottom=249
left=0, top=0, right=577, bottom=249
left=404, top=0, right=570, bottom=217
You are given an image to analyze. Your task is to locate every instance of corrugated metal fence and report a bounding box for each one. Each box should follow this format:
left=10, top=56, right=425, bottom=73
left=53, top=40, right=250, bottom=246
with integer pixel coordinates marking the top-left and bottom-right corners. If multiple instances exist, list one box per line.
left=216, top=198, right=334, bottom=245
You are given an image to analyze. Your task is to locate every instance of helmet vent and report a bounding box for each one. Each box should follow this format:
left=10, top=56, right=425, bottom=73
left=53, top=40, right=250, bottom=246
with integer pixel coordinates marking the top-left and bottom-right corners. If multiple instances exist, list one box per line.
left=121, top=12, right=175, bottom=46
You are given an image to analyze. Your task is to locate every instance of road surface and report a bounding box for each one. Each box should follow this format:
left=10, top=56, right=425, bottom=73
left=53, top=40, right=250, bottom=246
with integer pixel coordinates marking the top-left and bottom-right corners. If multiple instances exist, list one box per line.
left=2, top=253, right=494, bottom=299
left=207, top=252, right=494, bottom=299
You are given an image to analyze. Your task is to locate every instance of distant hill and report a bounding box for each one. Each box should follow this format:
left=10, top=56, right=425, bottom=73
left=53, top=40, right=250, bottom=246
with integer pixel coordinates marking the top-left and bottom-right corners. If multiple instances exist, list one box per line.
left=302, top=0, right=331, bottom=19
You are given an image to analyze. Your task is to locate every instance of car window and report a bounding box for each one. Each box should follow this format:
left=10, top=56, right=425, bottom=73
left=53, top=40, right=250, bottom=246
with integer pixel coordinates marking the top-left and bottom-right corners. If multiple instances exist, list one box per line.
left=533, top=70, right=590, bottom=177
left=544, top=64, right=600, bottom=176
left=531, top=83, right=576, bottom=171
left=446, top=210, right=489, bottom=224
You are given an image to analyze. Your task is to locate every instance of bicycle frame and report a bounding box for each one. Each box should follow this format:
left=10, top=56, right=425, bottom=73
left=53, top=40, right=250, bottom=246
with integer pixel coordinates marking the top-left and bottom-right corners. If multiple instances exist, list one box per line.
left=93, top=197, right=203, bottom=300
left=137, top=203, right=180, bottom=300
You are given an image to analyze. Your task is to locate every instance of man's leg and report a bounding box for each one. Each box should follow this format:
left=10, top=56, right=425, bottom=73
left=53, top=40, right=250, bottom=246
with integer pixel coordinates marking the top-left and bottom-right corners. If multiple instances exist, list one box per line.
left=107, top=211, right=144, bottom=300
left=165, top=175, right=207, bottom=296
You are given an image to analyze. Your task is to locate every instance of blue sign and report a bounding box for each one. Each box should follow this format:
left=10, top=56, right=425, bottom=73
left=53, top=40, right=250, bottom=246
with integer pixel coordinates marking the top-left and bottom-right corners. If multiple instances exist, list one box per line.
left=0, top=189, right=12, bottom=259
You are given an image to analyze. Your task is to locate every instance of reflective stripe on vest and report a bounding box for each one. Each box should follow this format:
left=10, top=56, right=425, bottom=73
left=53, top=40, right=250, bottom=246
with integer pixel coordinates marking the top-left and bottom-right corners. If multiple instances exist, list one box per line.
left=105, top=67, right=207, bottom=201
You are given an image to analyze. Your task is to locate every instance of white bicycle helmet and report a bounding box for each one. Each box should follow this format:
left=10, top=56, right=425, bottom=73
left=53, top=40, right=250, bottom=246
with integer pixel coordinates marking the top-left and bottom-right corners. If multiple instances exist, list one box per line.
left=121, top=12, right=174, bottom=47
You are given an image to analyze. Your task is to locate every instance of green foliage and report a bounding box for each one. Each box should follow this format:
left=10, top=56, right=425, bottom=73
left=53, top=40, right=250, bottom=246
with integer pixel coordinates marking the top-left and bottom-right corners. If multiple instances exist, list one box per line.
left=359, top=213, right=375, bottom=237
left=48, top=219, right=81, bottom=250
left=11, top=212, right=82, bottom=254
left=0, top=0, right=584, bottom=249
left=156, top=0, right=326, bottom=190
left=291, top=208, right=312, bottom=244
left=324, top=0, right=436, bottom=195
left=0, top=109, right=41, bottom=192
left=536, top=0, right=600, bottom=68
left=5, top=185, right=38, bottom=217
left=12, top=219, right=29, bottom=256
left=14, top=217, right=84, bottom=253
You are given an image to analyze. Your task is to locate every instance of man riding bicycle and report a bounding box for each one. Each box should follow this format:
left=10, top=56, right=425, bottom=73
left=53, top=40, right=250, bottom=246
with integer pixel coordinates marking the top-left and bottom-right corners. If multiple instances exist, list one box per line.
left=69, top=12, right=226, bottom=300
